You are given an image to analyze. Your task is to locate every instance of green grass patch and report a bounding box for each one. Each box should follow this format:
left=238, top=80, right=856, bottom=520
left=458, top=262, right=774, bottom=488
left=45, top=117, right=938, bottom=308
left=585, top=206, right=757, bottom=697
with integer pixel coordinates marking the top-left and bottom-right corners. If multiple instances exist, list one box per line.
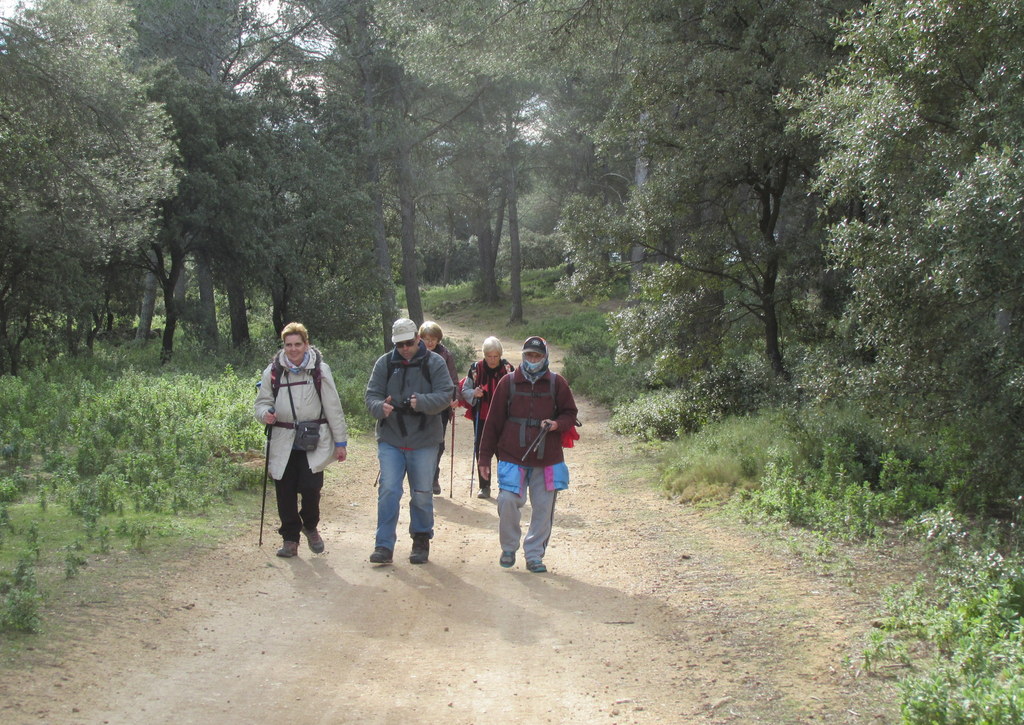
left=658, top=411, right=799, bottom=502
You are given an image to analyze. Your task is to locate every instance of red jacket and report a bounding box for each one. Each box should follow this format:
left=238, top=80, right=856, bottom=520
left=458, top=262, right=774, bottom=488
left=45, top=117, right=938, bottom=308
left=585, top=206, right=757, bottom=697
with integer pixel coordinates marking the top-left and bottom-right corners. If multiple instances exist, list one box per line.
left=460, top=358, right=513, bottom=421
left=478, top=368, right=578, bottom=467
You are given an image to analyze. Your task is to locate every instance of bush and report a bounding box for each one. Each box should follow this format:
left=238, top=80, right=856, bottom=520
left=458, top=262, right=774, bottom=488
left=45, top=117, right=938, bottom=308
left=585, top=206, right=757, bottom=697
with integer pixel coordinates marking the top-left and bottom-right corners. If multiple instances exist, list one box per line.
left=611, top=388, right=701, bottom=440
left=864, top=510, right=1024, bottom=724
left=0, top=557, right=41, bottom=633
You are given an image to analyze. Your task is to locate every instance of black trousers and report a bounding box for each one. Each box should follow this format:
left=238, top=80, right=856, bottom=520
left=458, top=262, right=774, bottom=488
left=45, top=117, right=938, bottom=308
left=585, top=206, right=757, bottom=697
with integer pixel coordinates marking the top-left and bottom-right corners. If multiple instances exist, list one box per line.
left=434, top=409, right=451, bottom=485
left=275, top=448, right=324, bottom=542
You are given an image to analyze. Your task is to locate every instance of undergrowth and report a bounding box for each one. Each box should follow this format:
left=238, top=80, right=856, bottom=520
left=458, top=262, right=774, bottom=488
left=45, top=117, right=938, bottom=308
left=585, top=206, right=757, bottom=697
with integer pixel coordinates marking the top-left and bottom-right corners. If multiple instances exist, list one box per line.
left=863, top=508, right=1024, bottom=724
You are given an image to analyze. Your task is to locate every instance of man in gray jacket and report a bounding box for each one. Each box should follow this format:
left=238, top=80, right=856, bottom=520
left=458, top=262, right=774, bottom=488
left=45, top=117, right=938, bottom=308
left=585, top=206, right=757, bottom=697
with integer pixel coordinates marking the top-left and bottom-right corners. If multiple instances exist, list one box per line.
left=365, top=318, right=454, bottom=564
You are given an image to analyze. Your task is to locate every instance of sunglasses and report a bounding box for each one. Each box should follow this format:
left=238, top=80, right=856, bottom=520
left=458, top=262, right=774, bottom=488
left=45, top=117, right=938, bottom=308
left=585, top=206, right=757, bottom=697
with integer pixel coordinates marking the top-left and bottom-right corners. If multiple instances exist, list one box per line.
left=395, top=339, right=417, bottom=348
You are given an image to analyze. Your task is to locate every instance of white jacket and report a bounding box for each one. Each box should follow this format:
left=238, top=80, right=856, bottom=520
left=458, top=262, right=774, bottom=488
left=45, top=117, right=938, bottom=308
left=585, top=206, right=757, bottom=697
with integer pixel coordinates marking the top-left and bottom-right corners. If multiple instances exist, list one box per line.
left=254, top=348, right=348, bottom=480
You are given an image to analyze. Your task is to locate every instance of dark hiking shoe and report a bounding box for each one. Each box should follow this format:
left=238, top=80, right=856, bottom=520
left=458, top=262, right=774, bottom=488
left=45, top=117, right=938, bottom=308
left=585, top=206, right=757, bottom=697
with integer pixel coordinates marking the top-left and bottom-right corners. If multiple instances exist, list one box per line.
left=499, top=551, right=515, bottom=568
left=302, top=527, right=325, bottom=554
left=276, top=541, right=299, bottom=558
left=476, top=487, right=491, bottom=499
left=526, top=559, right=547, bottom=573
left=432, top=479, right=442, bottom=495
left=409, top=533, right=430, bottom=564
left=369, top=546, right=393, bottom=564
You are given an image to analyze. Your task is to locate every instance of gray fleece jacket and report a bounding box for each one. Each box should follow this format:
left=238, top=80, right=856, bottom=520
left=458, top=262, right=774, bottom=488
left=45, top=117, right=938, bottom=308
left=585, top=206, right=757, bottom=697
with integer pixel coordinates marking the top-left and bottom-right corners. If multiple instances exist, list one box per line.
left=365, top=342, right=454, bottom=450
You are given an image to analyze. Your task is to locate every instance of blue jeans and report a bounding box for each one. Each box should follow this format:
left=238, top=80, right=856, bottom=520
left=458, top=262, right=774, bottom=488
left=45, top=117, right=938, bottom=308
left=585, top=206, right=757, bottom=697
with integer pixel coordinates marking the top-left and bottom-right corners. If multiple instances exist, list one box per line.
left=375, top=441, right=438, bottom=550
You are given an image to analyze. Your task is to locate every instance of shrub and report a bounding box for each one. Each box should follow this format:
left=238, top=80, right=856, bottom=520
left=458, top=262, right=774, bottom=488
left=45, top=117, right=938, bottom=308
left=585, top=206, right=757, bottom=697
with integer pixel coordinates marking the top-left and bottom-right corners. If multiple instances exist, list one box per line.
left=0, top=557, right=41, bottom=633
left=611, top=388, right=699, bottom=440
left=865, top=510, right=1024, bottom=724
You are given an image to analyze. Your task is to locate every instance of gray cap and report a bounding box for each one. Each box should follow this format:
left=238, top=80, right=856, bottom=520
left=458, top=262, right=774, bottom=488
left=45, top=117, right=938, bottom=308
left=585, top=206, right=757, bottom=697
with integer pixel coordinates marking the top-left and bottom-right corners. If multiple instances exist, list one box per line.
left=392, top=318, right=417, bottom=343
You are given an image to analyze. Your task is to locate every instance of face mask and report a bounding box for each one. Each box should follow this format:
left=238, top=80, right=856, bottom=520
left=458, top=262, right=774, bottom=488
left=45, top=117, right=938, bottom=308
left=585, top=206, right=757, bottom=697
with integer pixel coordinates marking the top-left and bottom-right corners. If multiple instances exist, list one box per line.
left=522, top=358, right=545, bottom=375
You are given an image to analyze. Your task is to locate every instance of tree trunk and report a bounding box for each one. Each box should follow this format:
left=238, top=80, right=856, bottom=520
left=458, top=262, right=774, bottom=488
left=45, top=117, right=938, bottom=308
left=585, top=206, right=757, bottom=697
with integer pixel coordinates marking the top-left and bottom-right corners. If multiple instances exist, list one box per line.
left=194, top=248, right=218, bottom=348
left=396, top=138, right=423, bottom=325
left=65, top=315, right=79, bottom=356
left=136, top=266, right=158, bottom=342
left=441, top=208, right=456, bottom=286
left=355, top=0, right=398, bottom=350
left=475, top=209, right=499, bottom=304
left=271, top=273, right=289, bottom=337
left=507, top=144, right=523, bottom=324
left=156, top=246, right=186, bottom=363
left=630, top=147, right=649, bottom=293
left=226, top=275, right=250, bottom=347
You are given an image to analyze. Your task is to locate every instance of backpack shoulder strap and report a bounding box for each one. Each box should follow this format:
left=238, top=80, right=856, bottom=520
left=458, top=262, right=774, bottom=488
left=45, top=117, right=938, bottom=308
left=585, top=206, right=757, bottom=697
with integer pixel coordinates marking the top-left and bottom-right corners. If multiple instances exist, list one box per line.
left=310, top=348, right=323, bottom=397
left=270, top=356, right=283, bottom=398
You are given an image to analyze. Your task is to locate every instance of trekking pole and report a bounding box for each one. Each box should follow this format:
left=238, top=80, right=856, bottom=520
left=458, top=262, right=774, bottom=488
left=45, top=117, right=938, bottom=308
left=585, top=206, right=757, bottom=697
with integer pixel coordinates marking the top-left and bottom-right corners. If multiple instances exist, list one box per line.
left=449, top=413, right=456, bottom=498
left=259, top=408, right=274, bottom=547
left=521, top=421, right=551, bottom=462
left=470, top=404, right=480, bottom=497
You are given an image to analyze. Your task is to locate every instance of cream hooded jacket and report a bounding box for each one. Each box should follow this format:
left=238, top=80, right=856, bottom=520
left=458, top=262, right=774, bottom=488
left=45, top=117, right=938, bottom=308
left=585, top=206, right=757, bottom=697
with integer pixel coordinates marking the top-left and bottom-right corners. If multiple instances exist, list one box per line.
left=254, top=348, right=348, bottom=480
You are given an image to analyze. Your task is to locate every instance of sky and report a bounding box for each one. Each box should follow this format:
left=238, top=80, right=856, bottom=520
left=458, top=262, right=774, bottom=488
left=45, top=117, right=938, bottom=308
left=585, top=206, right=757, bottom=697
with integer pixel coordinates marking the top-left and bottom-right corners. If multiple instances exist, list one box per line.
left=1, top=1, right=30, bottom=18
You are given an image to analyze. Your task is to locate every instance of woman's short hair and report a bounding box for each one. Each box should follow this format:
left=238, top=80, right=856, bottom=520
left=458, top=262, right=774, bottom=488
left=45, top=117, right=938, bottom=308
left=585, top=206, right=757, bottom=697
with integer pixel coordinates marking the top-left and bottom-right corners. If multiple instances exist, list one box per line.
left=280, top=321, right=309, bottom=344
left=419, top=320, right=443, bottom=340
left=482, top=336, right=503, bottom=355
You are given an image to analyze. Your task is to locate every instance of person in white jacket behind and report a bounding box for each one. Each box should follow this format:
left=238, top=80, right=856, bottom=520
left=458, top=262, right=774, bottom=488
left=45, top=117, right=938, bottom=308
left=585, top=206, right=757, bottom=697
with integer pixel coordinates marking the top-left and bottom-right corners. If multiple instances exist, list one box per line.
left=255, top=322, right=348, bottom=557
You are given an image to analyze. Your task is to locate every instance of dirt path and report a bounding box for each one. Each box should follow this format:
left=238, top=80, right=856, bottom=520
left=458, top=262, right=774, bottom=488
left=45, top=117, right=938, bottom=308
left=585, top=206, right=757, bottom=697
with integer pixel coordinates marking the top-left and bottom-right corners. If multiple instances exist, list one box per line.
left=0, top=326, right=901, bottom=724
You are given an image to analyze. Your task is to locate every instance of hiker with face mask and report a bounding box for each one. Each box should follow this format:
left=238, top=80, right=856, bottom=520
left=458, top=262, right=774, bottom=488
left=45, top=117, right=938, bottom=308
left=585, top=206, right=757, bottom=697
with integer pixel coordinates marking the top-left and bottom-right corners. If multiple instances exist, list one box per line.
left=364, top=318, right=455, bottom=565
left=477, top=336, right=578, bottom=573
left=254, top=322, right=348, bottom=558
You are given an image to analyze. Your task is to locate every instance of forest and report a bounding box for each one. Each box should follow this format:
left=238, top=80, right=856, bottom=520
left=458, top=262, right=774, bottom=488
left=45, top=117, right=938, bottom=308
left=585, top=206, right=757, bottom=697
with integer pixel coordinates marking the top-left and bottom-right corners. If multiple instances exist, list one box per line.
left=3, top=1, right=1024, bottom=722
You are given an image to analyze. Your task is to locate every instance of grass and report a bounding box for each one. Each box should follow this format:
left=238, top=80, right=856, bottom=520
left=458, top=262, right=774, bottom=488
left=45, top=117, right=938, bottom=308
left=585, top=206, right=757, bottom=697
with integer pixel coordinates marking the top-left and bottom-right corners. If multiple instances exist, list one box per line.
left=0, top=488, right=261, bottom=648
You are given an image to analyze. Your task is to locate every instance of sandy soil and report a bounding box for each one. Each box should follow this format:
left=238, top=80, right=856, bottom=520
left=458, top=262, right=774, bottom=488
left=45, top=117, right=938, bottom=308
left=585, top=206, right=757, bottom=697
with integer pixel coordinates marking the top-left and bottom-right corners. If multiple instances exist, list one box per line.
left=0, top=326, right=907, bottom=724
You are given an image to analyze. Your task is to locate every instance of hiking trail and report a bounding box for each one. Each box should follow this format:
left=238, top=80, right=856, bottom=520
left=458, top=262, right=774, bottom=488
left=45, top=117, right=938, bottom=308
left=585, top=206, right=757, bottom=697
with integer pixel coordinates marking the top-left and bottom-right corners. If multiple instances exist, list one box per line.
left=0, top=322, right=903, bottom=724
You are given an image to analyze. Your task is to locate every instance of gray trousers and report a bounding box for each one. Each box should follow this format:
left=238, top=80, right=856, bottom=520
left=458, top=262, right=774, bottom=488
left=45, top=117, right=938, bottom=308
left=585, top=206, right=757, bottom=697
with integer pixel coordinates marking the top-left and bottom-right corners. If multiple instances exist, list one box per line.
left=497, top=466, right=557, bottom=562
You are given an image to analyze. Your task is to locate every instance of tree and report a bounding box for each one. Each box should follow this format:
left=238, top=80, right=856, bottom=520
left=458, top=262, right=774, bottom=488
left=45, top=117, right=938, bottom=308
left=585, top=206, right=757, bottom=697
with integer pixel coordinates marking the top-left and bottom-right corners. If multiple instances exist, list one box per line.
left=133, top=0, right=339, bottom=355
left=803, top=0, right=1024, bottom=508
left=554, top=0, right=857, bottom=382
left=0, top=0, right=176, bottom=373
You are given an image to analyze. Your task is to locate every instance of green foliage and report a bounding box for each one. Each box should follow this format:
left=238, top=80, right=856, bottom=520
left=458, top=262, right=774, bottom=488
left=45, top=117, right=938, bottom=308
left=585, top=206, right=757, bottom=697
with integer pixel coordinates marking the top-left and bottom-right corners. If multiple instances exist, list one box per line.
left=660, top=412, right=801, bottom=502
left=802, top=0, right=1024, bottom=511
left=0, top=0, right=178, bottom=374
left=0, top=557, right=41, bottom=633
left=610, top=355, right=780, bottom=440
left=864, top=510, right=1024, bottom=724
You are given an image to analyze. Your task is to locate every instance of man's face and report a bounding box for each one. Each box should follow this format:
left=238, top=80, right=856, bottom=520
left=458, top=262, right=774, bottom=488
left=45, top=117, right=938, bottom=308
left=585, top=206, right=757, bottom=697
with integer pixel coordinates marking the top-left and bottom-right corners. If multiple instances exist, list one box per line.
left=523, top=351, right=544, bottom=364
left=395, top=335, right=419, bottom=361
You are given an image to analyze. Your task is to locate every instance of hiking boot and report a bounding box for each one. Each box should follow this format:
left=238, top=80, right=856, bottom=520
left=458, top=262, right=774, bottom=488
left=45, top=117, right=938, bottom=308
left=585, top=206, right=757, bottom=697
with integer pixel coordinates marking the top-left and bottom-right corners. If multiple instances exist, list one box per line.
left=432, top=479, right=442, bottom=495
left=369, top=546, right=393, bottom=564
left=409, top=533, right=430, bottom=564
left=499, top=551, right=515, bottom=568
left=276, top=541, right=299, bottom=558
left=526, top=559, right=547, bottom=573
left=302, top=527, right=325, bottom=554
left=476, top=486, right=490, bottom=499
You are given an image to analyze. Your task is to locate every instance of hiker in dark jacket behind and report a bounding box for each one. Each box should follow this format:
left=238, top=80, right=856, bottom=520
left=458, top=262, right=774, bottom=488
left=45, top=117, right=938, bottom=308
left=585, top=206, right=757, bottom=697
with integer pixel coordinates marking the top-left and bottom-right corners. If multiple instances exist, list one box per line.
left=478, top=336, right=578, bottom=573
left=419, top=320, right=460, bottom=495
left=460, top=336, right=514, bottom=498
left=254, top=322, right=348, bottom=558
left=364, top=318, right=454, bottom=565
